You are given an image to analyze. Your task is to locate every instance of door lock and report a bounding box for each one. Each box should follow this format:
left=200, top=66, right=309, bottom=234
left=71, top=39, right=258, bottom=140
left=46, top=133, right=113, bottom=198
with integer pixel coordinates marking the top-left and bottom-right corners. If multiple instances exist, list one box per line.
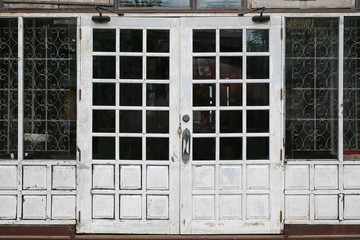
left=182, top=128, right=190, bottom=163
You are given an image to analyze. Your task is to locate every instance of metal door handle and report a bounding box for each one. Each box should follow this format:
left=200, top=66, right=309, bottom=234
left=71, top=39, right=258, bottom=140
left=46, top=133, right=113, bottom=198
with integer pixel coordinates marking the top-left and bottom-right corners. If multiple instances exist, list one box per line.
left=182, top=128, right=190, bottom=163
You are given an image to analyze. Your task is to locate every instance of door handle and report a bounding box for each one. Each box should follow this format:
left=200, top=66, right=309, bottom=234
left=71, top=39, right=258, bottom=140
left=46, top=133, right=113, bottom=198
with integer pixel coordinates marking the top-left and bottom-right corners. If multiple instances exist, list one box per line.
left=182, top=128, right=190, bottom=163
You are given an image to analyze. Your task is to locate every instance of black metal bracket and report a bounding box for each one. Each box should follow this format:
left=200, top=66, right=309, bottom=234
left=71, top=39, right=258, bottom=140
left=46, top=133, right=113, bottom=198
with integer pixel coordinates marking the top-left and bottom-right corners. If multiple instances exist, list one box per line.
left=239, top=7, right=270, bottom=23
left=92, top=6, right=124, bottom=23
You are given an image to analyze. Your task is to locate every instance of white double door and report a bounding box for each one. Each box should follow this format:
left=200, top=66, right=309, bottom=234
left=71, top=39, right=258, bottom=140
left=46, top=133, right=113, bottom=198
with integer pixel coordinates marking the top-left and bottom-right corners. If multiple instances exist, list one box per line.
left=78, top=16, right=283, bottom=234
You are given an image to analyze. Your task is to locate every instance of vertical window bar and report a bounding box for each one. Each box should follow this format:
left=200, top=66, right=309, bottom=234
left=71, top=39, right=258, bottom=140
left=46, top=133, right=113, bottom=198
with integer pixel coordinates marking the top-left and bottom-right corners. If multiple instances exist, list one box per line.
left=338, top=16, right=344, bottom=162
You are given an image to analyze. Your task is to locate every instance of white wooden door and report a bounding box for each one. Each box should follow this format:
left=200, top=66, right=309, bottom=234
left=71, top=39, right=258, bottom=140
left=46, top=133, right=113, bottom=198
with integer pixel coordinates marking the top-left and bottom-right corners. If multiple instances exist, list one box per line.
left=77, top=17, right=180, bottom=234
left=78, top=16, right=283, bottom=234
left=179, top=17, right=283, bottom=234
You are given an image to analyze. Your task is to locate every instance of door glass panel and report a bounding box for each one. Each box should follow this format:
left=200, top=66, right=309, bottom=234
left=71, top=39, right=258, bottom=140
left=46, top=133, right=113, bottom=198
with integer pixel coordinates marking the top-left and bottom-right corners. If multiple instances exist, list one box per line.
left=0, top=18, right=18, bottom=159
left=147, top=30, right=169, bottom=53
left=93, top=83, right=115, bottom=106
left=120, top=83, right=142, bottom=106
left=93, top=56, right=115, bottom=79
left=120, top=56, right=143, bottom=79
left=120, top=29, right=142, bottom=52
left=147, top=57, right=169, bottom=79
left=119, top=0, right=190, bottom=7
left=193, top=84, right=216, bottom=106
left=197, top=0, right=242, bottom=7
left=193, top=30, right=216, bottom=52
left=220, top=110, right=242, bottom=133
left=119, top=137, right=142, bottom=160
left=93, top=29, right=116, bottom=52
left=146, top=111, right=169, bottom=133
left=93, top=137, right=115, bottom=159
left=220, top=83, right=242, bottom=106
left=93, top=110, right=115, bottom=132
left=119, top=110, right=142, bottom=133
left=146, top=84, right=169, bottom=106
left=193, top=111, right=215, bottom=133
left=220, top=56, right=242, bottom=79
left=247, top=137, right=269, bottom=160
left=246, top=56, right=269, bottom=79
left=146, top=138, right=169, bottom=160
left=193, top=57, right=216, bottom=79
left=193, top=138, right=215, bottom=160
left=247, top=110, right=269, bottom=133
left=246, top=29, right=269, bottom=52
left=220, top=29, right=242, bottom=52
left=246, top=83, right=269, bottom=106
left=220, top=137, right=242, bottom=160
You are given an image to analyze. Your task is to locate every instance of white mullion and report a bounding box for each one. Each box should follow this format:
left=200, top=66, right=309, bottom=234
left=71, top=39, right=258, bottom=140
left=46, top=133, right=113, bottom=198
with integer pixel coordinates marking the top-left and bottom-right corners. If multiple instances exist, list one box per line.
left=241, top=27, right=247, bottom=222
left=114, top=162, right=120, bottom=220
left=46, top=164, right=52, bottom=220
left=17, top=17, right=24, bottom=222
left=215, top=28, right=220, bottom=221
left=142, top=28, right=147, bottom=222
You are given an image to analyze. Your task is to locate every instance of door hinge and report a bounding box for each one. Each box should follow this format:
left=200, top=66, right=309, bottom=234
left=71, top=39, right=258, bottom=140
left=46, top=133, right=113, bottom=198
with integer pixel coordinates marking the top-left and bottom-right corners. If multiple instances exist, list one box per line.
left=280, top=149, right=283, bottom=162
left=77, top=147, right=81, bottom=162
left=280, top=27, right=283, bottom=40
left=78, top=211, right=81, bottom=223
left=79, top=27, right=82, bottom=40
left=280, top=211, right=283, bottom=222
left=79, top=89, right=82, bottom=101
left=280, top=88, right=283, bottom=100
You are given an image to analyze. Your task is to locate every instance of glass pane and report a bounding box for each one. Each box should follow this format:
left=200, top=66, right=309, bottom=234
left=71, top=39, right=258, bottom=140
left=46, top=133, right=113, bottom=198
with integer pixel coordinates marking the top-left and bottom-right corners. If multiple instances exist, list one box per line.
left=197, top=0, right=242, bottom=7
left=146, top=138, right=169, bottom=160
left=146, top=111, right=169, bottom=133
left=220, top=111, right=242, bottom=133
left=193, top=138, right=215, bottom=160
left=24, top=18, right=77, bottom=160
left=93, top=56, right=115, bottom=79
left=120, top=0, right=190, bottom=7
left=220, top=83, right=242, bottom=106
left=246, top=56, right=269, bottom=79
left=93, top=29, right=116, bottom=52
left=220, top=137, right=242, bottom=160
left=246, top=29, right=269, bottom=52
left=146, top=84, right=169, bottom=106
left=147, top=57, right=169, bottom=80
left=147, top=30, right=169, bottom=53
left=193, top=111, right=215, bottom=133
left=247, top=110, right=269, bottom=133
left=120, top=110, right=142, bottom=133
left=120, top=29, right=142, bottom=52
left=247, top=83, right=269, bottom=106
left=344, top=17, right=360, bottom=159
left=120, top=56, right=142, bottom=79
left=93, top=137, right=115, bottom=159
left=193, top=57, right=216, bottom=79
left=93, top=110, right=115, bottom=133
left=286, top=18, right=339, bottom=159
left=193, top=30, right=215, bottom=52
left=120, top=83, right=142, bottom=106
left=193, top=84, right=216, bottom=106
left=220, top=29, right=242, bottom=52
left=220, top=57, right=242, bottom=79
left=120, top=137, right=142, bottom=160
left=247, top=137, right=269, bottom=160
left=93, top=83, right=115, bottom=106
left=0, top=19, right=18, bottom=159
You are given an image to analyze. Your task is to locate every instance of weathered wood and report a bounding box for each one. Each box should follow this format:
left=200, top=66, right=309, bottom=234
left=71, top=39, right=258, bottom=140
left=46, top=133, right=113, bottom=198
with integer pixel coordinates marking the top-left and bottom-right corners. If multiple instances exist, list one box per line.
left=250, top=0, right=355, bottom=9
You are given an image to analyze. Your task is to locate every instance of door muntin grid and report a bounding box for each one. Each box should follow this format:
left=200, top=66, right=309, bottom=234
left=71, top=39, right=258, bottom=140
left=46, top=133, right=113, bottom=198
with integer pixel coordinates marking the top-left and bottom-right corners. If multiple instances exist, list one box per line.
left=91, top=27, right=172, bottom=221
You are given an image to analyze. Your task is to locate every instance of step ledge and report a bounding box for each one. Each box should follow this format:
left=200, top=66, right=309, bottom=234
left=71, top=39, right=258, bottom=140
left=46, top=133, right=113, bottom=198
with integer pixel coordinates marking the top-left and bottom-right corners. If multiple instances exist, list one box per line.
left=288, top=235, right=360, bottom=239
left=0, top=236, right=70, bottom=239
left=75, top=235, right=285, bottom=239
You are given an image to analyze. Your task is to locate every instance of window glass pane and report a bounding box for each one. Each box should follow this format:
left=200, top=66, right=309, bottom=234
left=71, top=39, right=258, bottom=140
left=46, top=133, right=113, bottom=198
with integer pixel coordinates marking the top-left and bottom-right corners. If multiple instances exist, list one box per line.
left=197, top=0, right=242, bottom=7
left=285, top=18, right=339, bottom=159
left=93, top=110, right=115, bottom=133
left=344, top=17, right=360, bottom=159
left=246, top=29, right=269, bottom=52
left=120, top=29, right=142, bottom=52
left=193, top=138, right=215, bottom=160
left=147, top=30, right=169, bottom=53
left=220, top=111, right=242, bottom=133
left=120, top=110, right=142, bottom=133
left=193, top=84, right=216, bottom=106
left=93, top=29, right=116, bottom=52
left=146, top=111, right=169, bottom=133
left=246, top=56, right=269, bottom=79
left=24, top=18, right=77, bottom=159
left=220, top=57, right=242, bottom=79
left=247, top=83, right=269, bottom=106
left=93, top=83, right=115, bottom=106
left=0, top=19, right=18, bottom=159
left=120, top=0, right=190, bottom=7
left=247, top=110, right=269, bottom=133
left=247, top=137, right=269, bottom=160
left=193, top=30, right=215, bottom=52
left=146, top=84, right=169, bottom=106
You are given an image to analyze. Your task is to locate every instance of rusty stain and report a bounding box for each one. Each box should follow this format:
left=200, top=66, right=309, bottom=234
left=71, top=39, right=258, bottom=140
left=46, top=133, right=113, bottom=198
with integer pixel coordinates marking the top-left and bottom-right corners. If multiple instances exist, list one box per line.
left=171, top=156, right=175, bottom=162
